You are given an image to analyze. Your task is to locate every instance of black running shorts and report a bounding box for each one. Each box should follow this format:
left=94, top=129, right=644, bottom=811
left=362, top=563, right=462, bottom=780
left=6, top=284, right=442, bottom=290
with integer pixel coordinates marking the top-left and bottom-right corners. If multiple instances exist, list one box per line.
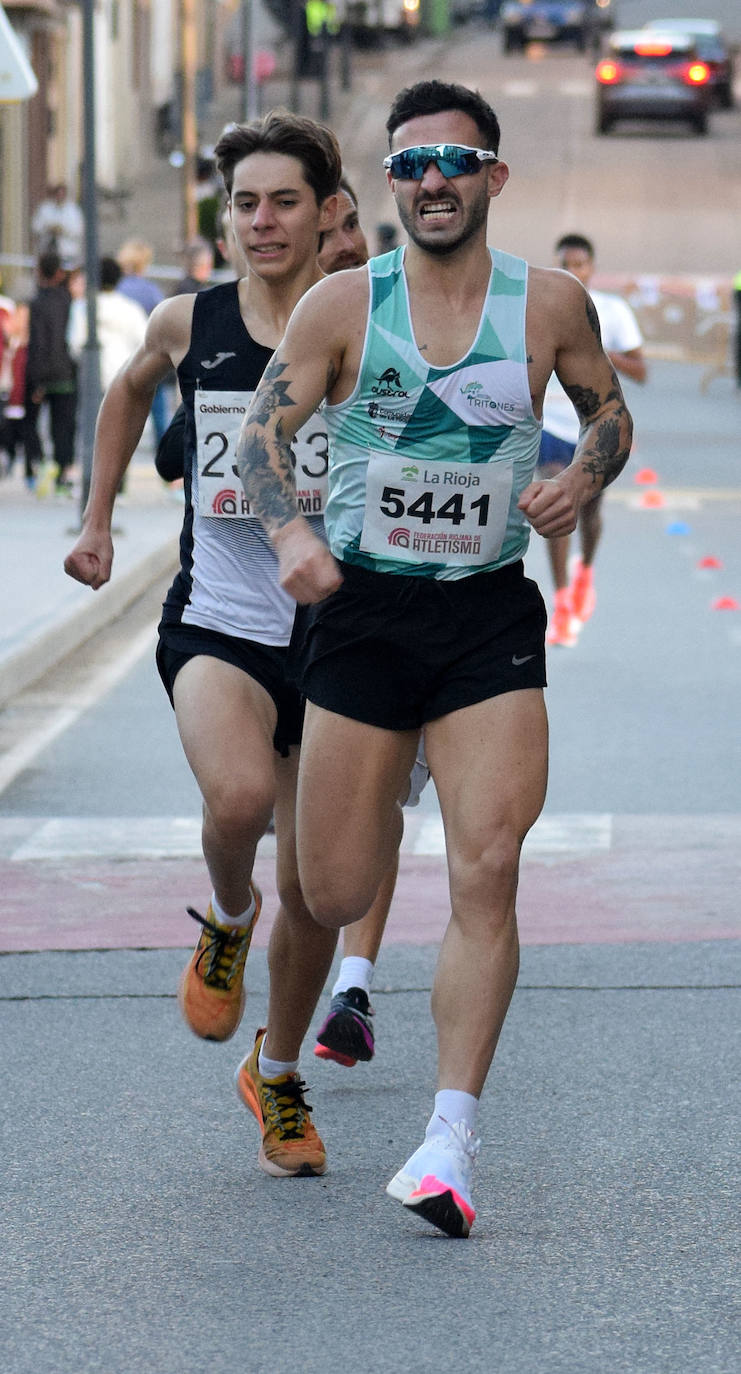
left=156, top=620, right=304, bottom=757
left=291, top=559, right=547, bottom=731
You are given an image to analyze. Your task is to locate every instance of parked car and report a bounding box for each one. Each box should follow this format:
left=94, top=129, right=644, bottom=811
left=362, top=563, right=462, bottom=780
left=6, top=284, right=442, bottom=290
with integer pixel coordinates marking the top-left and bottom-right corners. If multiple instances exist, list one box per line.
left=642, top=18, right=735, bottom=109
left=595, top=29, right=713, bottom=135
left=499, top=0, right=613, bottom=54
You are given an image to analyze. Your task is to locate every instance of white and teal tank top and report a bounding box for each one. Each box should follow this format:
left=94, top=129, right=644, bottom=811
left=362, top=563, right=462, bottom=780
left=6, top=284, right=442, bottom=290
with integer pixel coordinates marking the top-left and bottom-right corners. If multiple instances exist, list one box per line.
left=323, top=246, right=541, bottom=579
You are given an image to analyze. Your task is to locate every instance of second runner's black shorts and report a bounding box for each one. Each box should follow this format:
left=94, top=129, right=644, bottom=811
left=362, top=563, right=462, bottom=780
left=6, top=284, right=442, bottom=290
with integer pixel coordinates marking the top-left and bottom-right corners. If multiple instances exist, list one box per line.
left=290, top=558, right=547, bottom=732
left=157, top=620, right=305, bottom=757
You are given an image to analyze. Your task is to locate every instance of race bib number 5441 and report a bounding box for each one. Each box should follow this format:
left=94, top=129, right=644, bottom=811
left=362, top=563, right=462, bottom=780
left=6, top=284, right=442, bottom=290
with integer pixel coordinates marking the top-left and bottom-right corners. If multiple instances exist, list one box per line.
left=360, top=451, right=513, bottom=567
left=195, top=389, right=329, bottom=519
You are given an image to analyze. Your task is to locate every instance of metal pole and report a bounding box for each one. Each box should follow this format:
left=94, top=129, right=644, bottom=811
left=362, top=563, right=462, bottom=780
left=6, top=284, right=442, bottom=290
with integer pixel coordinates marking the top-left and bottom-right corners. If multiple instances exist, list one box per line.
left=290, top=0, right=302, bottom=113
left=180, top=0, right=198, bottom=246
left=339, top=13, right=352, bottom=92
left=319, top=23, right=331, bottom=122
left=241, top=0, right=259, bottom=122
left=79, top=0, right=101, bottom=517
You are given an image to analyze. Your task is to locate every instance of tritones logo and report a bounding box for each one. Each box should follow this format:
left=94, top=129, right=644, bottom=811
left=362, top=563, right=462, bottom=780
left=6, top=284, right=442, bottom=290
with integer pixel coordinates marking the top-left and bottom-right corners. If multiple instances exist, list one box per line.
left=460, top=381, right=483, bottom=396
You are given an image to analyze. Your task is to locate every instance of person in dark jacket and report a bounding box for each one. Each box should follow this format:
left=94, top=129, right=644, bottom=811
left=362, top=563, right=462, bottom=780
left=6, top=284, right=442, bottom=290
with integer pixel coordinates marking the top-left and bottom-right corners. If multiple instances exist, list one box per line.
left=24, top=251, right=77, bottom=491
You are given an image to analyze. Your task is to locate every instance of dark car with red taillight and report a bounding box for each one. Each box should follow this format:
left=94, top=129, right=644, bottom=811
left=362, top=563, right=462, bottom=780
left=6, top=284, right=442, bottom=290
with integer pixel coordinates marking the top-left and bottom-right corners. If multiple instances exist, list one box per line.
left=642, top=19, right=735, bottom=109
left=595, top=29, right=713, bottom=135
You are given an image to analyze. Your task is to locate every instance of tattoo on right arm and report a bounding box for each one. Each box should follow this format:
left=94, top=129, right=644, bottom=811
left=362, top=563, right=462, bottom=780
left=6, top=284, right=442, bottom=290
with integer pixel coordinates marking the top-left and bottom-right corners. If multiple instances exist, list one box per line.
left=235, top=357, right=300, bottom=535
left=585, top=295, right=602, bottom=345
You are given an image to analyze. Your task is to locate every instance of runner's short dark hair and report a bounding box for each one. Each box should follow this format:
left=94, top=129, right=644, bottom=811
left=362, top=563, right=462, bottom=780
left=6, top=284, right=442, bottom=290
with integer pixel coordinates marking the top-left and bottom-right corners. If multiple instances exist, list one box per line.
left=339, top=175, right=359, bottom=207
left=386, top=81, right=500, bottom=154
left=555, top=233, right=595, bottom=259
left=214, top=109, right=342, bottom=205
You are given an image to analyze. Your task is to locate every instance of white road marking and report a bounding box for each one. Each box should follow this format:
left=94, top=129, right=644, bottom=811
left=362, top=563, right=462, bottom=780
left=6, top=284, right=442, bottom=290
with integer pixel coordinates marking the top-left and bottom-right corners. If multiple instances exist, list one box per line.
left=558, top=80, right=593, bottom=97
left=501, top=80, right=593, bottom=98
left=502, top=81, right=539, bottom=97
left=5, top=813, right=612, bottom=862
left=0, top=623, right=157, bottom=796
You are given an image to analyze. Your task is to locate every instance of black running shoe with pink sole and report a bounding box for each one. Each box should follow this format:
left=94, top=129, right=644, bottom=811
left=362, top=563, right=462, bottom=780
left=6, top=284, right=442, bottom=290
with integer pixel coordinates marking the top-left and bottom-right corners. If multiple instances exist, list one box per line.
left=314, top=987, right=375, bottom=1067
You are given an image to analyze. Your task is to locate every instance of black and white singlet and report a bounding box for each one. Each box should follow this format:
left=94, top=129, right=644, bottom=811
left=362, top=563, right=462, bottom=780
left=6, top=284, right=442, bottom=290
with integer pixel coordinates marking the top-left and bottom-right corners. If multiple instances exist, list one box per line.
left=161, top=281, right=328, bottom=646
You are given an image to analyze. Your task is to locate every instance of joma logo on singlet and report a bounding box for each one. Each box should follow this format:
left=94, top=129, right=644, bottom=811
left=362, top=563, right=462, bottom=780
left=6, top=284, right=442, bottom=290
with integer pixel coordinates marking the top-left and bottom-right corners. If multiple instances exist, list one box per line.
left=372, top=366, right=409, bottom=398
left=200, top=351, right=237, bottom=370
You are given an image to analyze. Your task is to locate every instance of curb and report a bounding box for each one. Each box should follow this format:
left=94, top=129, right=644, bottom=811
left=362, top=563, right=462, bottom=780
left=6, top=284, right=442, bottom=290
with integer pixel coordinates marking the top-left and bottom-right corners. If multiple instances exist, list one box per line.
left=0, top=541, right=177, bottom=711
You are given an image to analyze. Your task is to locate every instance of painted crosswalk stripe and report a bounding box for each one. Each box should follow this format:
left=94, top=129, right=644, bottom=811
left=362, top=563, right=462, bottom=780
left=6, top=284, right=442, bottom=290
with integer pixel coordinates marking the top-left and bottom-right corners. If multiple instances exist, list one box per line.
left=5, top=813, right=612, bottom=862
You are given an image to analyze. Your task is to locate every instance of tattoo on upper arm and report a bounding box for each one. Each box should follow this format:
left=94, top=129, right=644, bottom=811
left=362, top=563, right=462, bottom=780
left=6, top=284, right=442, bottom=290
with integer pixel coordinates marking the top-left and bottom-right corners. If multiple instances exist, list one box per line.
left=585, top=295, right=602, bottom=344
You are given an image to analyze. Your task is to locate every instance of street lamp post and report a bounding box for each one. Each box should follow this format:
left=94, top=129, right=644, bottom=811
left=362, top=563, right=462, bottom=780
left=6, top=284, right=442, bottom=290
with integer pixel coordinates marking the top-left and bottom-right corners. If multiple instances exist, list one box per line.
left=241, top=0, right=259, bottom=122
left=78, top=0, right=101, bottom=517
left=179, top=0, right=199, bottom=245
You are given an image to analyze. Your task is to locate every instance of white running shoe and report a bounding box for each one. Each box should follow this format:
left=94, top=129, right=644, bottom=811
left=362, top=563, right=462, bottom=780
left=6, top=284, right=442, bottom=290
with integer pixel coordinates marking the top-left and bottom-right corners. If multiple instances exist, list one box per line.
left=386, top=1119, right=480, bottom=1238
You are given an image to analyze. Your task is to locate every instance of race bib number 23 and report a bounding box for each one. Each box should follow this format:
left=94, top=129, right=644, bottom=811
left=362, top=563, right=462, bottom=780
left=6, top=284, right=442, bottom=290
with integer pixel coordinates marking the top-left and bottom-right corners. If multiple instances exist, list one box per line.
left=195, top=388, right=329, bottom=519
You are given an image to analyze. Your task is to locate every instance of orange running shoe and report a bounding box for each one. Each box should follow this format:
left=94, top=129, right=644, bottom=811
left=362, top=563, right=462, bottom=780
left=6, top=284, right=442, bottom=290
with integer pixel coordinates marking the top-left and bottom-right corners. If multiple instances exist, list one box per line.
left=177, top=887, right=261, bottom=1041
left=235, top=1028, right=327, bottom=1177
left=569, top=559, right=597, bottom=625
left=546, top=588, right=577, bottom=648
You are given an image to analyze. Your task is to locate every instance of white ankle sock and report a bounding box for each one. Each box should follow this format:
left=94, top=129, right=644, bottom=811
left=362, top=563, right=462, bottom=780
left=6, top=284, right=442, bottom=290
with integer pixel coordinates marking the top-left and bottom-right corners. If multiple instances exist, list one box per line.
left=258, top=1047, right=299, bottom=1079
left=211, top=889, right=256, bottom=929
left=332, top=956, right=374, bottom=997
left=426, top=1090, right=479, bottom=1140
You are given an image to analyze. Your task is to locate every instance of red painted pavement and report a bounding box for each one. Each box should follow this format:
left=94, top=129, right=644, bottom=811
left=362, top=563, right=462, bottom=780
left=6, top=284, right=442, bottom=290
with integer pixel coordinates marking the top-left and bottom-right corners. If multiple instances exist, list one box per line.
left=1, top=844, right=738, bottom=952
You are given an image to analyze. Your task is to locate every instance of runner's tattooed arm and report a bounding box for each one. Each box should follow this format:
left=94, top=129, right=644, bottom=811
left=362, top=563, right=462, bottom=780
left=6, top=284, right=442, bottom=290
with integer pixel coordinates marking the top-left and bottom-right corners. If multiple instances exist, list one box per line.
left=235, top=357, right=302, bottom=535
left=568, top=362, right=633, bottom=492
left=558, top=294, right=633, bottom=493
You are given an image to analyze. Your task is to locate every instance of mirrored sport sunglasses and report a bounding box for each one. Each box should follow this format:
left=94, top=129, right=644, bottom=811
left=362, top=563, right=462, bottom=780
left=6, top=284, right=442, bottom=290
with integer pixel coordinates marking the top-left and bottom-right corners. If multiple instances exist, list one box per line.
left=383, top=144, right=499, bottom=181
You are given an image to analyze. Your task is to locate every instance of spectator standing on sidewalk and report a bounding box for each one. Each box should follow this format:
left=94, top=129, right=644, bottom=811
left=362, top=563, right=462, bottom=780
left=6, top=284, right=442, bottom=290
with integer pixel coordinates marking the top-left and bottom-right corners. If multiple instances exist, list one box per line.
left=0, top=300, right=30, bottom=480
left=538, top=232, right=646, bottom=646
left=31, top=183, right=84, bottom=272
left=117, top=239, right=170, bottom=444
left=24, top=251, right=77, bottom=493
left=68, top=257, right=148, bottom=393
left=170, top=238, right=214, bottom=296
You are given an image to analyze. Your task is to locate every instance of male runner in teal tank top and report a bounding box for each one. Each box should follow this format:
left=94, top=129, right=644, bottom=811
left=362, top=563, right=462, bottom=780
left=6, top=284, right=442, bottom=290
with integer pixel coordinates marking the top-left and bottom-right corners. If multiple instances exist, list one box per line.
left=237, top=80, right=634, bottom=1237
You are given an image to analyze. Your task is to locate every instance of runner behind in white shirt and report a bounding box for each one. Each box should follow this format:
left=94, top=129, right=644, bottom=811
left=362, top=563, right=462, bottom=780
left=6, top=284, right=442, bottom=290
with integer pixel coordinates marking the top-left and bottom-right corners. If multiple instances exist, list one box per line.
left=539, top=233, right=647, bottom=646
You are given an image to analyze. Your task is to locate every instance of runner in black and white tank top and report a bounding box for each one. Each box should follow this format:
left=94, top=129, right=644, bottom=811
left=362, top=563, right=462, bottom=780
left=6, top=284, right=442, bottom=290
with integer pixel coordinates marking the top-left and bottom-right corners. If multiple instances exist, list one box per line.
left=161, top=280, right=328, bottom=646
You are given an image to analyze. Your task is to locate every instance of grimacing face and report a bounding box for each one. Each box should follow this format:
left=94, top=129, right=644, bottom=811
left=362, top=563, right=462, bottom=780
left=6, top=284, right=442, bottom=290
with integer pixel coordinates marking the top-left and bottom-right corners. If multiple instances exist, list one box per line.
left=386, top=109, right=508, bottom=258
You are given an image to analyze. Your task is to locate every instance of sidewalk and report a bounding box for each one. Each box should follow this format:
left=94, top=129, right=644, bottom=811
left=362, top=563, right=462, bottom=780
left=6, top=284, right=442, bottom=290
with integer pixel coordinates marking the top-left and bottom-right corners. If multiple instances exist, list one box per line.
left=0, top=449, right=181, bottom=710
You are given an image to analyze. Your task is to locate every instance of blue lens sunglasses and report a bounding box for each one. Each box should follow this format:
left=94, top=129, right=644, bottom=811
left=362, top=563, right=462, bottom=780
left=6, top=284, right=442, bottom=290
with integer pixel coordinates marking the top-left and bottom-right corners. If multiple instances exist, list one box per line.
left=383, top=144, right=499, bottom=181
